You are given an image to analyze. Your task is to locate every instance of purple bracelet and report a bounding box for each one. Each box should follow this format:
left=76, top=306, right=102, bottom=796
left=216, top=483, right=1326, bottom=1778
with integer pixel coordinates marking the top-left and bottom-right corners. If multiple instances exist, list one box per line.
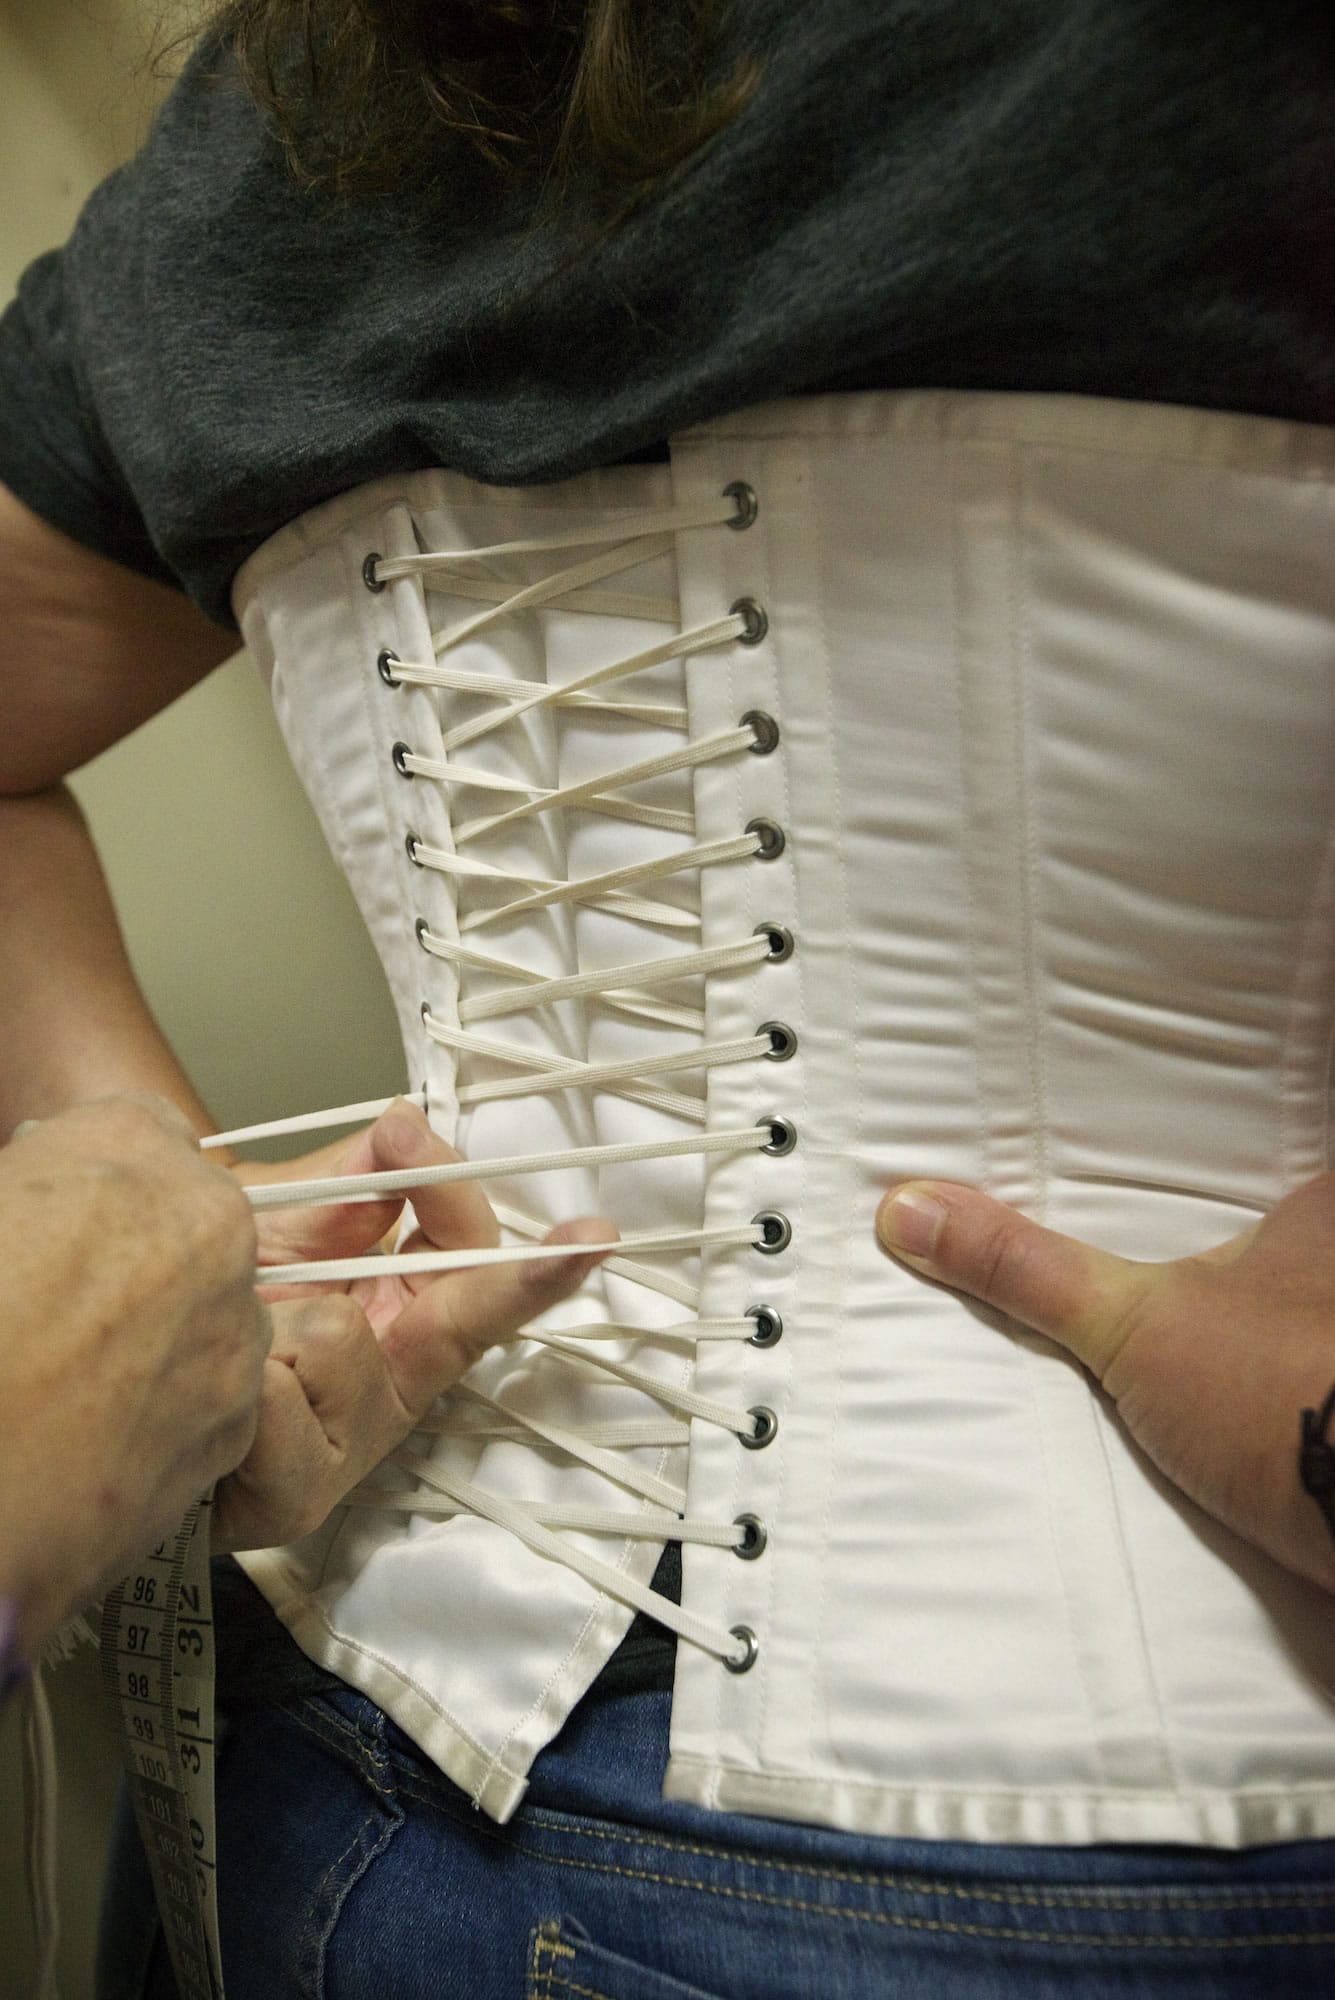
left=0, top=1595, right=29, bottom=1699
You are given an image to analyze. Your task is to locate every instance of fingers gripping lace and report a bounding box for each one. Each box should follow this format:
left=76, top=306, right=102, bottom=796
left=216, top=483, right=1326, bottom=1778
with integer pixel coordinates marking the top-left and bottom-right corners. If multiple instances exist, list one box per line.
left=225, top=484, right=787, bottom=1672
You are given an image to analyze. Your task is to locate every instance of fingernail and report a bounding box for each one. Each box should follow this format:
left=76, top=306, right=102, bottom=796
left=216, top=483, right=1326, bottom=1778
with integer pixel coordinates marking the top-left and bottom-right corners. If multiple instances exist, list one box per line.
left=527, top=1217, right=617, bottom=1286
left=879, top=1186, right=947, bottom=1261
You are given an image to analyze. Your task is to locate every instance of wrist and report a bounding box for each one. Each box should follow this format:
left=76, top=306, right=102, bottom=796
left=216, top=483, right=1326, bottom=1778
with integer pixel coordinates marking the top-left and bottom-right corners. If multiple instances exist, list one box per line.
left=0, top=1503, right=92, bottom=1662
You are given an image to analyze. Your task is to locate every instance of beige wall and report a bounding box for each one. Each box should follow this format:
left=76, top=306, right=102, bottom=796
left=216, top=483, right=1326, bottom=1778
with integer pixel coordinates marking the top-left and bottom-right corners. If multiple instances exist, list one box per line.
left=0, top=4, right=402, bottom=1989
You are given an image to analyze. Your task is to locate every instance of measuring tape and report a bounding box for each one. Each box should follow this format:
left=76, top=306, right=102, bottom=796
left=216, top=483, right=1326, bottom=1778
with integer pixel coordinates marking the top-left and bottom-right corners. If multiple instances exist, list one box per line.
left=100, top=1493, right=225, bottom=2000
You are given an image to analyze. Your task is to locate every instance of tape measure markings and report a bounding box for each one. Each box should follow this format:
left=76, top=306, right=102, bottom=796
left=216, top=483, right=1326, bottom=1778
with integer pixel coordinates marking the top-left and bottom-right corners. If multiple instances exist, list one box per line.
left=101, top=1493, right=224, bottom=2000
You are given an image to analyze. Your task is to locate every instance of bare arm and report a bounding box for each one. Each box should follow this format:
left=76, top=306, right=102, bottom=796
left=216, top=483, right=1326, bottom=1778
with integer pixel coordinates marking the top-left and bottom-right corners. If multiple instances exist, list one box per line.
left=0, top=482, right=235, bottom=796
left=0, top=482, right=235, bottom=1132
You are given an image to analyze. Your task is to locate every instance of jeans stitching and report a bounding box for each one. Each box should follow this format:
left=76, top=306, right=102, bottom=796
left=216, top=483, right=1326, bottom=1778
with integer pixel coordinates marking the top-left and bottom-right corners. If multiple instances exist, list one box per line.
left=392, top=1771, right=1335, bottom=1917
left=282, top=1696, right=368, bottom=1756
left=265, top=1699, right=1335, bottom=1950
left=529, top=1922, right=574, bottom=2000
left=528, top=1922, right=623, bottom=2000
left=295, top=1812, right=376, bottom=1992
left=393, top=1780, right=1335, bottom=1951
left=496, top=1845, right=1335, bottom=1952
left=277, top=1696, right=398, bottom=1804
left=302, top=1703, right=406, bottom=1997
left=519, top=1810, right=1335, bottom=1914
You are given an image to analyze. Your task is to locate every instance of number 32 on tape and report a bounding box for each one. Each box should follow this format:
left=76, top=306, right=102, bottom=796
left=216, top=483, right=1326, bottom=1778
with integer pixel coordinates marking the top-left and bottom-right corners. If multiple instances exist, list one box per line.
left=101, top=1493, right=225, bottom=2000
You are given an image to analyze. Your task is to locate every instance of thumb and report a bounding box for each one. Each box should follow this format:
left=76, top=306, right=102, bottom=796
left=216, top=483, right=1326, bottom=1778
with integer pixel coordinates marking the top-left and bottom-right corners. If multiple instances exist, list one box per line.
left=252, top=1117, right=404, bottom=1271
left=379, top=1215, right=618, bottom=1413
left=875, top=1180, right=1153, bottom=1384
left=371, top=1097, right=499, bottom=1256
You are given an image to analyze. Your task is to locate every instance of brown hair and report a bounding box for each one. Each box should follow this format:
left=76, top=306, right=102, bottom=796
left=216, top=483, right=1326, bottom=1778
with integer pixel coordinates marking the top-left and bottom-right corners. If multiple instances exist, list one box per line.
left=216, top=0, right=756, bottom=198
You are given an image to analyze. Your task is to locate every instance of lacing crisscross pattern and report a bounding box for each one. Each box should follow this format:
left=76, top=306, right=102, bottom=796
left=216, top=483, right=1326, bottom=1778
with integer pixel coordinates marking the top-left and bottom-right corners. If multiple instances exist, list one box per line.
left=222, top=486, right=791, bottom=1672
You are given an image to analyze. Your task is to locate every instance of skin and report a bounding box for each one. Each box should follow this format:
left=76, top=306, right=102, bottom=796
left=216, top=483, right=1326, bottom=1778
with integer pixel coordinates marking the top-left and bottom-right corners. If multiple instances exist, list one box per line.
left=877, top=1176, right=1335, bottom=1595
left=217, top=1097, right=613, bottom=1553
left=0, top=1095, right=269, bottom=1654
left=0, top=1088, right=610, bottom=1653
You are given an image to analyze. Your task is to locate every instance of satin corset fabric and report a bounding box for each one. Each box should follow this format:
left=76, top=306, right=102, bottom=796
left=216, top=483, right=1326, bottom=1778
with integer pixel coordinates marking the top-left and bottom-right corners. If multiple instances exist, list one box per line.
left=233, top=391, right=1335, bottom=1848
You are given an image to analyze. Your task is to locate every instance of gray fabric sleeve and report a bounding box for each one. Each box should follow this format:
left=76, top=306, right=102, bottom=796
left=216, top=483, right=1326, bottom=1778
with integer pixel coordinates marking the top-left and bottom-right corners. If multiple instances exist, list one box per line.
left=0, top=246, right=177, bottom=593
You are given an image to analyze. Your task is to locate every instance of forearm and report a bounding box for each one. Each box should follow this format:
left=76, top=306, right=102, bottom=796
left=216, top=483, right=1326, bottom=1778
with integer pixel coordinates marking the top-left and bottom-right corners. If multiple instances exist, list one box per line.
left=0, top=785, right=217, bottom=1137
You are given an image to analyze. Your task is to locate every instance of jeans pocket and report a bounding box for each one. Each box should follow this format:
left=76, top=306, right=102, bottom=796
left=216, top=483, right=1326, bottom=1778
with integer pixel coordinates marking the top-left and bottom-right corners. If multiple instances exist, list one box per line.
left=527, top=1919, right=731, bottom=2000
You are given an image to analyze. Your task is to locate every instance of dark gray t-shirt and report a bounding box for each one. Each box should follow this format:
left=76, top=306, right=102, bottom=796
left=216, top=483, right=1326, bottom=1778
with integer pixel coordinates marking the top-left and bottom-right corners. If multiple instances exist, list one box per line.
left=0, top=0, right=1331, bottom=628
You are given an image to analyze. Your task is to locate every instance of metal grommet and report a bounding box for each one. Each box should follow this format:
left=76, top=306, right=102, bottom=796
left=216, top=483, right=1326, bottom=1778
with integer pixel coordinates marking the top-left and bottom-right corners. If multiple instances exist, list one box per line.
left=754, top=922, right=794, bottom=963
left=724, top=1624, right=759, bottom=1674
left=741, top=709, right=780, bottom=755
left=391, top=741, right=415, bottom=778
left=746, top=817, right=786, bottom=861
left=363, top=553, right=385, bottom=593
left=752, top=1210, right=792, bottom=1255
left=414, top=916, right=431, bottom=949
left=733, top=1514, right=768, bottom=1561
left=405, top=832, right=423, bottom=867
left=731, top=597, right=769, bottom=646
left=377, top=648, right=401, bottom=687
left=740, top=1406, right=778, bottom=1451
left=759, top=1115, right=797, bottom=1157
left=759, top=1021, right=797, bottom=1062
left=746, top=1304, right=783, bottom=1348
left=723, top=480, right=758, bottom=531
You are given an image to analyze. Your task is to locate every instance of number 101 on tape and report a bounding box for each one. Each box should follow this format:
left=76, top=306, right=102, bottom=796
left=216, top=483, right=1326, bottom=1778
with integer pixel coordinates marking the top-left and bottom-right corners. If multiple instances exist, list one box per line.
left=101, top=1493, right=224, bottom=2000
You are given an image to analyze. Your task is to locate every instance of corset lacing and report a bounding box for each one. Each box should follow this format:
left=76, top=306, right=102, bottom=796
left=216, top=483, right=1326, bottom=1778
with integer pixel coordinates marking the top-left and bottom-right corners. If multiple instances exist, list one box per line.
left=224, top=484, right=791, bottom=1674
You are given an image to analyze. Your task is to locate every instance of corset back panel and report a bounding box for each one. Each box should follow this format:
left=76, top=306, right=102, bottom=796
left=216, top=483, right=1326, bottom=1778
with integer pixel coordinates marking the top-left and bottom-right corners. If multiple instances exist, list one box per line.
left=234, top=391, right=1335, bottom=1845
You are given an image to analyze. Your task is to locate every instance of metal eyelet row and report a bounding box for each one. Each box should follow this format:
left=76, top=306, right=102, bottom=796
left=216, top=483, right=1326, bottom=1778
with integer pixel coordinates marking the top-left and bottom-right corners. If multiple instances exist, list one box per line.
left=378, top=608, right=434, bottom=1093
left=728, top=482, right=789, bottom=1676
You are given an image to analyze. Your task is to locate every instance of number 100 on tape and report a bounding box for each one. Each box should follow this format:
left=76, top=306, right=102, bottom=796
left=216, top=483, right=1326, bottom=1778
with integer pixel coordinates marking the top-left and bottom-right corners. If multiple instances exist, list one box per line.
left=101, top=1493, right=224, bottom=2000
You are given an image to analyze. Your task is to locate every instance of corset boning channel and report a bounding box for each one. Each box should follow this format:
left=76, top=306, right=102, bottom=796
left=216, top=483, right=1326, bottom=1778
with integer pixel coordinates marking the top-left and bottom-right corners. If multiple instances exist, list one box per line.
left=232, top=391, right=1335, bottom=1848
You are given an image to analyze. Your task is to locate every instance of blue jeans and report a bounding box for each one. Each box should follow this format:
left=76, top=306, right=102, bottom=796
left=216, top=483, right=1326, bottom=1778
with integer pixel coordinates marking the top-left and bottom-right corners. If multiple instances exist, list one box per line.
left=98, top=1583, right=1335, bottom=1999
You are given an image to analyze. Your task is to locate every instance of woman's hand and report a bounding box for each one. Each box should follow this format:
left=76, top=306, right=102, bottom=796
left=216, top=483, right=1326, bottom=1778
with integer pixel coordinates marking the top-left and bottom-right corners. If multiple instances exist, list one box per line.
left=876, top=1173, right=1335, bottom=1594
left=214, top=1100, right=613, bottom=1550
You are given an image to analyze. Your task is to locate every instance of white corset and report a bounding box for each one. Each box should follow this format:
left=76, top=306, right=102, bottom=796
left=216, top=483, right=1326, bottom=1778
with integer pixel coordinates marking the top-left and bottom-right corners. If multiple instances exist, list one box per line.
left=232, top=390, right=1335, bottom=1849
